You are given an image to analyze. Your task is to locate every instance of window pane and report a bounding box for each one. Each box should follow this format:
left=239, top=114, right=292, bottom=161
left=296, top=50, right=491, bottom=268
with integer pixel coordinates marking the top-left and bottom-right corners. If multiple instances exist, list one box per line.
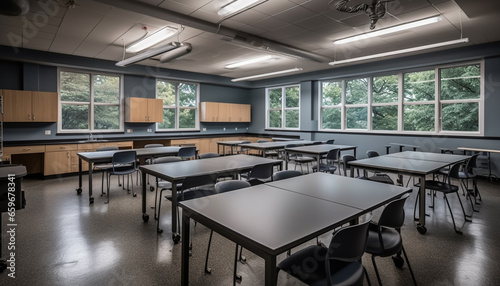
left=285, top=110, right=299, bottom=128
left=442, top=102, right=479, bottom=131
left=373, top=75, right=398, bottom=103
left=322, top=81, right=342, bottom=106
left=62, top=104, right=88, bottom=129
left=346, top=78, right=368, bottom=104
left=372, top=106, right=398, bottom=130
left=159, top=108, right=176, bottom=129
left=285, top=86, right=299, bottom=108
left=93, top=75, right=120, bottom=103
left=179, top=109, right=196, bottom=128
left=404, top=70, right=435, bottom=102
left=404, top=104, right=435, bottom=131
left=157, top=80, right=176, bottom=106
left=441, top=65, right=480, bottom=100
left=269, top=88, right=282, bottom=109
left=94, top=105, right=119, bottom=130
left=179, top=83, right=197, bottom=107
left=321, top=108, right=341, bottom=129
left=60, top=72, right=90, bottom=102
left=269, top=110, right=282, bottom=128
left=346, top=107, right=367, bottom=129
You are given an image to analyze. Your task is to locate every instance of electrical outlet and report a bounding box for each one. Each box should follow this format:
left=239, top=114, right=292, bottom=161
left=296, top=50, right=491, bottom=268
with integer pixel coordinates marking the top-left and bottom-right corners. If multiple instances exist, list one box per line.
left=147, top=128, right=152, bottom=133
left=127, top=129, right=133, bottom=133
left=45, top=130, right=51, bottom=135
left=223, top=127, right=226, bottom=131
left=235, top=127, right=238, bottom=130
left=203, top=128, right=206, bottom=131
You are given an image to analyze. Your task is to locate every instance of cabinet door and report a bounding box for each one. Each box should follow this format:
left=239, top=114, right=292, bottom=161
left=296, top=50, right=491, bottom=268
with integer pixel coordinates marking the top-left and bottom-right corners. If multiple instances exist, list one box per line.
left=148, top=98, right=163, bottom=123
left=2, top=90, right=32, bottom=122
left=200, top=102, right=219, bottom=122
left=125, top=97, right=148, bottom=122
left=45, top=151, right=72, bottom=176
left=218, top=103, right=230, bottom=122
left=32, top=91, right=58, bottom=122
left=240, top=104, right=251, bottom=122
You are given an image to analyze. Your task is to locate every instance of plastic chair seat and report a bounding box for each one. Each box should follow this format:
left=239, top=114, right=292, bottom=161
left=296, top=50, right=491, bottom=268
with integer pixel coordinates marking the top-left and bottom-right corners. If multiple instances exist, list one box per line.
left=312, top=163, right=337, bottom=173
left=365, top=225, right=402, bottom=257
left=419, top=180, right=459, bottom=194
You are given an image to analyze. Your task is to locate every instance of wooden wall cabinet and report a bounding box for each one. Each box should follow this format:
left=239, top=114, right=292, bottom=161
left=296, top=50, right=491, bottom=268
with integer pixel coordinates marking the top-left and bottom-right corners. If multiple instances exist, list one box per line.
left=200, top=102, right=251, bottom=122
left=2, top=89, right=58, bottom=122
left=125, top=97, right=163, bottom=123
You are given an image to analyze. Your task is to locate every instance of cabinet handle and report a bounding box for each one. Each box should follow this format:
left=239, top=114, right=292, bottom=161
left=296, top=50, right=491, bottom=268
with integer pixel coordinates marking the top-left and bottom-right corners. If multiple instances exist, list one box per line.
left=28, top=114, right=31, bottom=120
left=33, top=114, right=36, bottom=120
left=67, top=152, right=70, bottom=158
left=22, top=148, right=31, bottom=151
left=60, top=146, right=67, bottom=149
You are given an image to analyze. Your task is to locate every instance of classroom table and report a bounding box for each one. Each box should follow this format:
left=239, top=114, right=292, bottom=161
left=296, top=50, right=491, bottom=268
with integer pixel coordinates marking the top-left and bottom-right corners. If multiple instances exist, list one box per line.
left=457, top=147, right=499, bottom=180
left=349, top=151, right=469, bottom=234
left=216, top=140, right=248, bottom=155
left=179, top=173, right=411, bottom=286
left=238, top=140, right=319, bottom=157
left=139, top=154, right=283, bottom=241
left=390, top=142, right=420, bottom=152
left=77, top=146, right=183, bottom=204
left=284, top=144, right=357, bottom=173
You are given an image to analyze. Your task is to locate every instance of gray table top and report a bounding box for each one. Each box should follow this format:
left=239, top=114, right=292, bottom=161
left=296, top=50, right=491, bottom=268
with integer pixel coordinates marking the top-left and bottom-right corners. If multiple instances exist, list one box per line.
left=77, top=146, right=182, bottom=163
left=386, top=151, right=470, bottom=163
left=350, top=155, right=457, bottom=175
left=238, top=140, right=319, bottom=150
left=285, top=144, right=357, bottom=155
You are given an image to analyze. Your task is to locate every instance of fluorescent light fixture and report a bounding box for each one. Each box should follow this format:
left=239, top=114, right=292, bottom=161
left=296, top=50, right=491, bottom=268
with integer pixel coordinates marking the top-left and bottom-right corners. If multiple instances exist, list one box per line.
left=116, top=42, right=184, bottom=67
left=126, top=26, right=178, bottom=53
left=218, top=0, right=262, bottom=17
left=225, top=55, right=273, bottom=69
left=329, top=38, right=469, bottom=66
left=159, top=43, right=192, bottom=63
left=231, top=68, right=303, bottom=82
left=334, top=16, right=442, bottom=45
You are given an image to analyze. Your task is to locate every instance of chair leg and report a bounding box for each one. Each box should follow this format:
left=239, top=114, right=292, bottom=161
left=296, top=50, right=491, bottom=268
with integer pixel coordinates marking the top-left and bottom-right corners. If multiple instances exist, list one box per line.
left=238, top=245, right=246, bottom=263
left=233, top=244, right=242, bottom=285
left=204, top=230, right=213, bottom=274
left=106, top=174, right=111, bottom=204
left=363, top=266, right=372, bottom=286
left=443, top=194, right=462, bottom=234
left=401, top=245, right=417, bottom=286
left=456, top=192, right=472, bottom=222
left=371, top=255, right=383, bottom=286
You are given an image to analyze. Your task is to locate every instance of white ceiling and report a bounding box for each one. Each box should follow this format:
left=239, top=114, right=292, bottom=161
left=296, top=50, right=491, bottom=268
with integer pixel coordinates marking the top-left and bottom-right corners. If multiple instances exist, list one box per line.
left=1, top=0, right=499, bottom=81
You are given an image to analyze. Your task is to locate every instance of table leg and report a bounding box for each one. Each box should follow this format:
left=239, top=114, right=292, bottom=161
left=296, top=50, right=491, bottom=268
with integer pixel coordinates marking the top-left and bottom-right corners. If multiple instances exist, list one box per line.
left=172, top=182, right=180, bottom=243
left=285, top=150, right=289, bottom=170
left=417, top=176, right=427, bottom=234
left=264, top=254, right=278, bottom=286
left=76, top=158, right=83, bottom=195
left=88, top=162, right=94, bottom=204
left=141, top=171, right=149, bottom=223
left=316, top=155, right=321, bottom=173
left=181, top=212, right=191, bottom=286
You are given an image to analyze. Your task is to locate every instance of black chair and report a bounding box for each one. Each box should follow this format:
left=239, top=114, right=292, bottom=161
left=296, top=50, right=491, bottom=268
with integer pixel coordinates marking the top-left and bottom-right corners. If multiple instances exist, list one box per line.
left=153, top=156, right=183, bottom=232
left=365, top=193, right=416, bottom=286
left=272, top=170, right=302, bottom=181
left=243, top=162, right=275, bottom=186
left=458, top=153, right=481, bottom=212
left=342, top=154, right=361, bottom=178
left=312, top=148, right=340, bottom=174
left=144, top=143, right=164, bottom=187
left=93, top=146, right=120, bottom=195
left=364, top=150, right=394, bottom=184
left=205, top=180, right=252, bottom=284
left=287, top=144, right=315, bottom=174
left=414, top=163, right=472, bottom=234
left=198, top=152, right=220, bottom=159
left=105, top=150, right=138, bottom=204
left=326, top=139, right=335, bottom=144
left=237, top=141, right=251, bottom=154
left=277, top=219, right=372, bottom=286
left=257, top=139, right=279, bottom=158
left=178, top=146, right=196, bottom=160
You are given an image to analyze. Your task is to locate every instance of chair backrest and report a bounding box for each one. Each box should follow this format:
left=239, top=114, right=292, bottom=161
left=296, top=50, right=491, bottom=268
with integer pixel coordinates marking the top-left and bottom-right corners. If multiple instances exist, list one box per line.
left=466, top=153, right=480, bottom=172
left=144, top=143, right=164, bottom=148
left=199, top=152, right=220, bottom=159
left=341, top=154, right=357, bottom=175
left=377, top=193, right=410, bottom=229
left=447, top=162, right=463, bottom=180
left=178, top=146, right=196, bottom=160
left=214, top=180, right=251, bottom=193
left=112, top=150, right=137, bottom=166
left=272, top=170, right=302, bottom=181
left=249, top=163, right=275, bottom=180
left=182, top=173, right=218, bottom=191
left=325, top=149, right=340, bottom=164
left=154, top=156, right=182, bottom=164
left=240, top=141, right=251, bottom=144
left=328, top=218, right=371, bottom=263
left=366, top=150, right=380, bottom=158
left=257, top=139, right=268, bottom=143
left=97, top=146, right=119, bottom=151
left=326, top=139, right=335, bottom=144
left=312, top=141, right=323, bottom=145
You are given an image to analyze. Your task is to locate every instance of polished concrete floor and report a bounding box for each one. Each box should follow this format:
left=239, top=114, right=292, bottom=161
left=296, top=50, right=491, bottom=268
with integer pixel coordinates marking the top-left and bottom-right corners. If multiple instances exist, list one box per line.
left=1, top=170, right=500, bottom=286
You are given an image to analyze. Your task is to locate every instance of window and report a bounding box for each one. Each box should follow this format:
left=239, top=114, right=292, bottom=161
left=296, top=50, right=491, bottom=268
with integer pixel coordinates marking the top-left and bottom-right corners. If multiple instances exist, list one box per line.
left=156, top=79, right=199, bottom=131
left=59, top=70, right=123, bottom=132
left=266, top=85, right=300, bottom=129
left=319, top=62, right=482, bottom=135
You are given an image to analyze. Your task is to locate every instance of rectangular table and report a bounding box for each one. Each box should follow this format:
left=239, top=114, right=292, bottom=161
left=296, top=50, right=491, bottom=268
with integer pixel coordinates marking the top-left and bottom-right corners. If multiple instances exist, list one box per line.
left=238, top=140, right=320, bottom=158
left=349, top=152, right=469, bottom=234
left=284, top=144, right=357, bottom=173
left=139, top=154, right=283, bottom=241
left=179, top=173, right=411, bottom=286
left=77, top=146, right=183, bottom=204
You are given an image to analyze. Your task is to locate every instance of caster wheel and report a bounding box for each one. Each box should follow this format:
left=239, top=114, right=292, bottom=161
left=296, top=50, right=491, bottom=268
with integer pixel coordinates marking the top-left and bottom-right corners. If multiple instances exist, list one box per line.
left=392, top=256, right=404, bottom=268
left=235, top=274, right=242, bottom=283
left=133, top=193, right=137, bottom=197
left=89, top=197, right=94, bottom=204
left=142, top=213, right=149, bottom=222
left=150, top=186, right=155, bottom=192
left=76, top=188, right=82, bottom=195
left=205, top=267, right=212, bottom=275
left=157, top=228, right=163, bottom=234
left=417, top=224, right=427, bottom=234
left=173, top=233, right=181, bottom=244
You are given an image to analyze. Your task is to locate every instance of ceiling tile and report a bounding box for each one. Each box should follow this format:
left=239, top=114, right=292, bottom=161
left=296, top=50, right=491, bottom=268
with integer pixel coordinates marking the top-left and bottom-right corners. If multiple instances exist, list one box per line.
left=273, top=5, right=317, bottom=24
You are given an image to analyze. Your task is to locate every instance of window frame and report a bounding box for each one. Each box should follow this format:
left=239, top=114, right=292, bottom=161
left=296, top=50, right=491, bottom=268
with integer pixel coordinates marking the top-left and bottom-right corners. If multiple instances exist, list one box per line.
left=57, top=68, right=124, bottom=134
left=265, top=84, right=301, bottom=130
left=318, top=60, right=484, bottom=136
left=155, top=78, right=200, bottom=132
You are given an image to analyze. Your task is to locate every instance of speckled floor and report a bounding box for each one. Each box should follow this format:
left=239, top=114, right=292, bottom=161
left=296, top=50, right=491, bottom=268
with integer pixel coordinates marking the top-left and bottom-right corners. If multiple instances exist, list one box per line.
left=1, top=171, right=500, bottom=286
